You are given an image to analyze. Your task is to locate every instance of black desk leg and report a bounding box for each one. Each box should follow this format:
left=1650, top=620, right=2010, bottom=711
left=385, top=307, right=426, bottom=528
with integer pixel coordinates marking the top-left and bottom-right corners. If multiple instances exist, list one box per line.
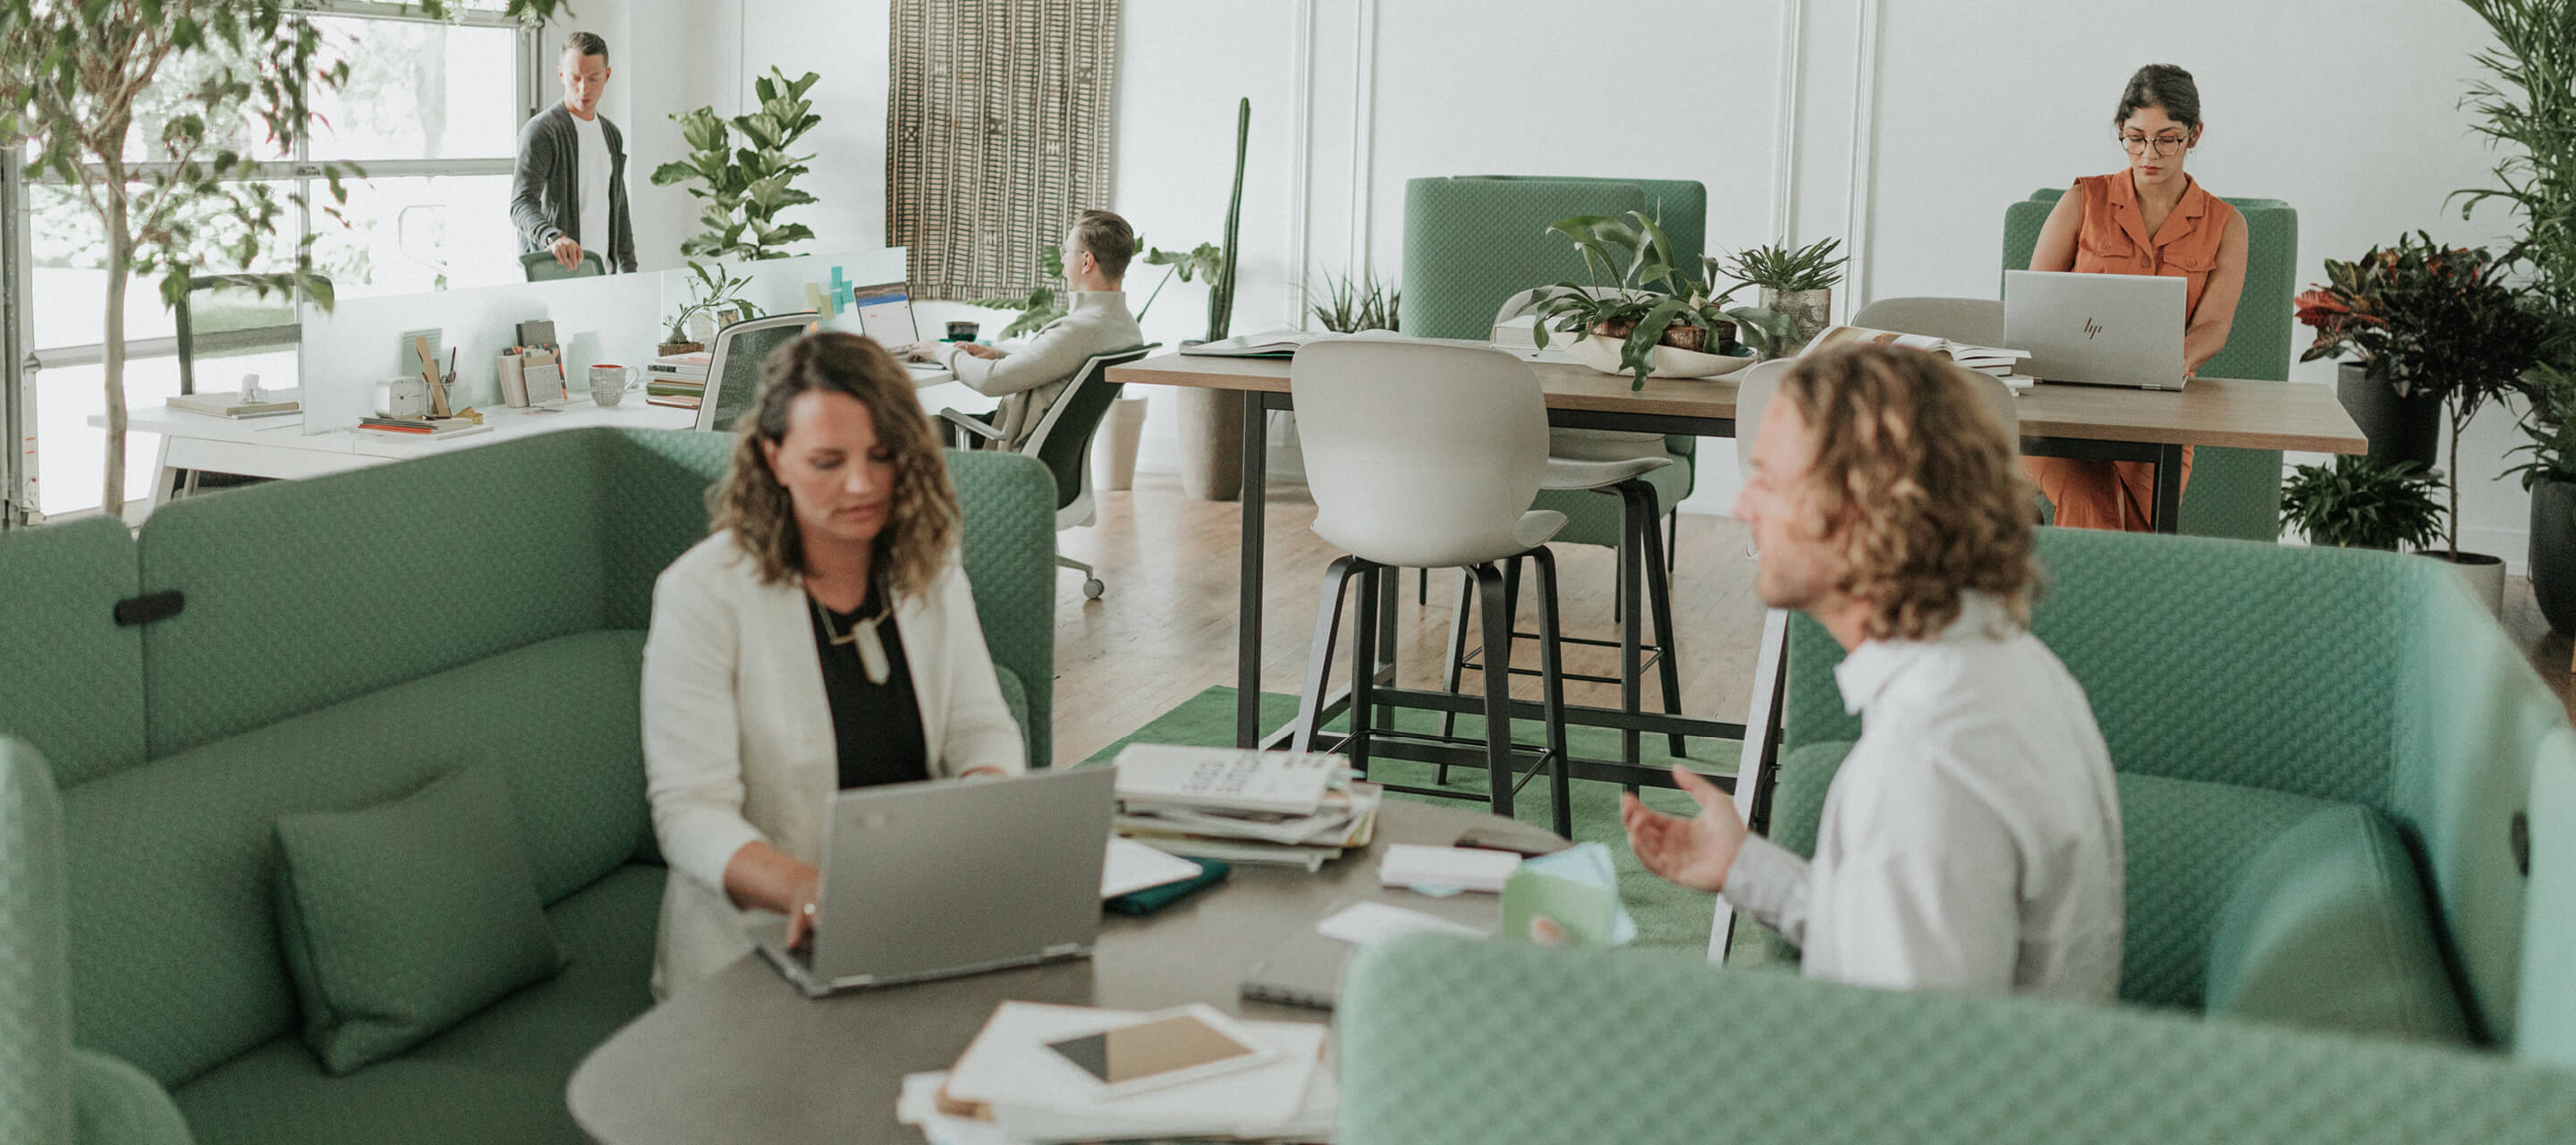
left=2152, top=443, right=2185, bottom=534
left=1236, top=394, right=1269, bottom=747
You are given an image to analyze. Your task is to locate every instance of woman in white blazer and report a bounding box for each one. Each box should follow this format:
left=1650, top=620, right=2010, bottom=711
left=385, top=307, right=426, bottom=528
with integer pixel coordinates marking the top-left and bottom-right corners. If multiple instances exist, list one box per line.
left=641, top=331, right=1027, bottom=997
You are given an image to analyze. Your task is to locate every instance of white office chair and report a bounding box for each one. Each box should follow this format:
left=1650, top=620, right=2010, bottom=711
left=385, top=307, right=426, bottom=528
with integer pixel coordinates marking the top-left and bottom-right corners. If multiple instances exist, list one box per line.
left=1849, top=296, right=2006, bottom=346
left=939, top=344, right=1161, bottom=600
left=1289, top=336, right=1587, bottom=836
left=695, top=312, right=822, bottom=435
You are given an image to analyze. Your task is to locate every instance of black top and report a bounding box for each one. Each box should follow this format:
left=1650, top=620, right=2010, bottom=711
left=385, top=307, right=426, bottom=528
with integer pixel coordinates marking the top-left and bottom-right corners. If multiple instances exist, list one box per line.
left=807, top=584, right=930, bottom=791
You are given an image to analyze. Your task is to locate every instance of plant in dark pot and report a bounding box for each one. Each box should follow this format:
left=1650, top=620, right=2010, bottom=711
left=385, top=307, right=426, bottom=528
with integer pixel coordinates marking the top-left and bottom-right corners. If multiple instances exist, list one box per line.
left=2280, top=457, right=2446, bottom=552
left=2509, top=361, right=2576, bottom=632
left=2353, top=233, right=2554, bottom=615
left=2297, top=250, right=2444, bottom=467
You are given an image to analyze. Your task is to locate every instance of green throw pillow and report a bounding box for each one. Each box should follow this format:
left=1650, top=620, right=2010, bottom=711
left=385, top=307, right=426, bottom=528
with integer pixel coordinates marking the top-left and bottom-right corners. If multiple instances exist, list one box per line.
left=274, top=765, right=567, bottom=1074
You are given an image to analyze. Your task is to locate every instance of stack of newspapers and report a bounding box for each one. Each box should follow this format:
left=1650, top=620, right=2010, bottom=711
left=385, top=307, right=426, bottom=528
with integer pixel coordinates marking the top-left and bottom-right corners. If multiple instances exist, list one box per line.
left=1109, top=743, right=1381, bottom=872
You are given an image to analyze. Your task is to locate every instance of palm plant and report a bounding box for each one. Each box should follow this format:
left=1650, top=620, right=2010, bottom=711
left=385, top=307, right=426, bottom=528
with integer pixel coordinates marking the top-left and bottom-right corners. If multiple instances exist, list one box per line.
left=1308, top=270, right=1400, bottom=333
left=1722, top=236, right=1851, bottom=293
left=650, top=67, right=822, bottom=261
left=2455, top=0, right=2576, bottom=335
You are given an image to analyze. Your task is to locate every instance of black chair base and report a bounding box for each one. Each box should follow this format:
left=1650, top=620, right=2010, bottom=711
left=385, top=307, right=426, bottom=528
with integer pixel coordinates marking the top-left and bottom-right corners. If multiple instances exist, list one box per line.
left=1293, top=553, right=1573, bottom=839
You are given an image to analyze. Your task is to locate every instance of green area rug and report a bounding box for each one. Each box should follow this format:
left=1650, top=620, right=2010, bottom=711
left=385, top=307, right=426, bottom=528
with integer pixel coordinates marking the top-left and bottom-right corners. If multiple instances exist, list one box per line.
left=1082, top=686, right=1743, bottom=952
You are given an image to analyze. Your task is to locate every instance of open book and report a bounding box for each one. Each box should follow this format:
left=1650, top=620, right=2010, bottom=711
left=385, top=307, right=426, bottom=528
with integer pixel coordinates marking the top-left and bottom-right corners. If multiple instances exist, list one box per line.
left=1177, top=329, right=1314, bottom=358
left=1802, top=326, right=2030, bottom=378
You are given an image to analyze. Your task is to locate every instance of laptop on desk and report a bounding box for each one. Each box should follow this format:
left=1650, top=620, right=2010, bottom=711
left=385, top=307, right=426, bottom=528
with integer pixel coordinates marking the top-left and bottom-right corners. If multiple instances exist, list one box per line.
left=750, top=767, right=1116, bottom=997
left=2003, top=269, right=2190, bottom=391
left=828, top=281, right=952, bottom=378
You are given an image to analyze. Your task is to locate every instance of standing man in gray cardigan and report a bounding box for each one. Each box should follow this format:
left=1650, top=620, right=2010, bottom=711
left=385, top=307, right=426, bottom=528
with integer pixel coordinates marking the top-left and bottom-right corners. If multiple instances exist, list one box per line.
left=511, top=31, right=637, bottom=274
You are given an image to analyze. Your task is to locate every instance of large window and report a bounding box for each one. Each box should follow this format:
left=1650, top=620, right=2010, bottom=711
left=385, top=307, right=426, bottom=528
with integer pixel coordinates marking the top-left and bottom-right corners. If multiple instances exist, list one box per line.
left=15, top=3, right=536, bottom=518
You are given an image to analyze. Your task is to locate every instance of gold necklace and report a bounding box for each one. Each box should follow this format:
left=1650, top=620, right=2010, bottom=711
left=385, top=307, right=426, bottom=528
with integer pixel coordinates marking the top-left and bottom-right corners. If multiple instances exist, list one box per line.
left=813, top=592, right=894, bottom=684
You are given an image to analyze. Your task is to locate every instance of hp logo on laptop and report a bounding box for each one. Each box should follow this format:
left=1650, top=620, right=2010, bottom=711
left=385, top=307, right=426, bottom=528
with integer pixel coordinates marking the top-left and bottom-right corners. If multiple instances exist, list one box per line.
left=2081, top=318, right=2105, bottom=340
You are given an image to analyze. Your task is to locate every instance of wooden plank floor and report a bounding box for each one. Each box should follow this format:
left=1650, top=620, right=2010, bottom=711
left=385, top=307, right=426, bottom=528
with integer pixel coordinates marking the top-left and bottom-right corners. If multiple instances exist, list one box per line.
left=1049, top=475, right=2576, bottom=766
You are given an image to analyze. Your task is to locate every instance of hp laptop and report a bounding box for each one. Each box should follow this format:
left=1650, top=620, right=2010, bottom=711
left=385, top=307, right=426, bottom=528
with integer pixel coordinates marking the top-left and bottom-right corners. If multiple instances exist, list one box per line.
left=2003, top=269, right=2190, bottom=390
left=750, top=767, right=1116, bottom=997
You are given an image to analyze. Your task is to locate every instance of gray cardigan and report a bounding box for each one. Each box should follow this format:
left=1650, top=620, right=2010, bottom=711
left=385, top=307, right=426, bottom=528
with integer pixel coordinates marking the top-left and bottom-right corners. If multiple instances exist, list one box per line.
left=510, top=103, right=637, bottom=273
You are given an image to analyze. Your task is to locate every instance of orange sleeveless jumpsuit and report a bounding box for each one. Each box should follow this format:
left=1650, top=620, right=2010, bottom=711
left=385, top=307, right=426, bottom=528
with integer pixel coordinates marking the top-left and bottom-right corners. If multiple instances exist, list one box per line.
left=2023, top=172, right=2239, bottom=531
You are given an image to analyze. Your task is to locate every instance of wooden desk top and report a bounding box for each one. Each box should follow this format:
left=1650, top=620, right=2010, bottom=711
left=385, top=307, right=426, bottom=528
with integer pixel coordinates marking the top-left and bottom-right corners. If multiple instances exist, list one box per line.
left=1108, top=344, right=2368, bottom=454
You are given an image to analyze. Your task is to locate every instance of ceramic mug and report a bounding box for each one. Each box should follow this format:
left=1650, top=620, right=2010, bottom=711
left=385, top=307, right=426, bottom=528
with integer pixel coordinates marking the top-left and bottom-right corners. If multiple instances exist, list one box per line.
left=589, top=364, right=637, bottom=408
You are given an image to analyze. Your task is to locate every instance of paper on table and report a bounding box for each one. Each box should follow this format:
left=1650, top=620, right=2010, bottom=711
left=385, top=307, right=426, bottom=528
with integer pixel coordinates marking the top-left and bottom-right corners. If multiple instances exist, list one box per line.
left=1314, top=900, right=1487, bottom=946
left=1101, top=835, right=1206, bottom=899
left=944, top=1003, right=1323, bottom=1141
left=1377, top=843, right=1522, bottom=893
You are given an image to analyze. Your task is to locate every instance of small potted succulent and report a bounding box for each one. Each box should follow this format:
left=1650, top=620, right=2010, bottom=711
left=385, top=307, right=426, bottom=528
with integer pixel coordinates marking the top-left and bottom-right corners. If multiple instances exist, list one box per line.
left=2508, top=361, right=2576, bottom=632
left=1722, top=236, right=1850, bottom=353
left=1528, top=210, right=1783, bottom=389
left=2279, top=456, right=2445, bottom=552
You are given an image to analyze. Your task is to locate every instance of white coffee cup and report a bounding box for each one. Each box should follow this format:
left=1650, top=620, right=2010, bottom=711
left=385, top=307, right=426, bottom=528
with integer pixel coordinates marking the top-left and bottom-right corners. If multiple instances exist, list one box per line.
left=589, top=364, right=637, bottom=408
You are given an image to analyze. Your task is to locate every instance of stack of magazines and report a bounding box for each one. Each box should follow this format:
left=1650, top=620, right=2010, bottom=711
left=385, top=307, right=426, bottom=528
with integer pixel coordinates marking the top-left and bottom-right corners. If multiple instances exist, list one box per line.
left=1110, top=743, right=1381, bottom=872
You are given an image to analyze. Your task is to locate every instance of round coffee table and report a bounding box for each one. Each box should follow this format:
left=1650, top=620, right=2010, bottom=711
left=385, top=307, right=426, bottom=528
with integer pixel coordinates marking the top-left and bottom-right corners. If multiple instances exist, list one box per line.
left=566, top=800, right=1563, bottom=1143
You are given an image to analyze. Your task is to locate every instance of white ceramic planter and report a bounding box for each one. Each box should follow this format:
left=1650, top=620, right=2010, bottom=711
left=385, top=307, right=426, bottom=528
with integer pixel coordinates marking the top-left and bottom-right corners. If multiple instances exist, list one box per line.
left=1562, top=335, right=1757, bottom=380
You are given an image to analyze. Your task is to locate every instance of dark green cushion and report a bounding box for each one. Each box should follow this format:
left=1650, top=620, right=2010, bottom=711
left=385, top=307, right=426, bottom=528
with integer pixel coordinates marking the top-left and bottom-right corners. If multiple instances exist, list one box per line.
left=1399, top=176, right=1705, bottom=341
left=71, top=1050, right=191, bottom=1145
left=275, top=766, right=566, bottom=1074
left=175, top=864, right=663, bottom=1145
left=2204, top=803, right=2470, bottom=1043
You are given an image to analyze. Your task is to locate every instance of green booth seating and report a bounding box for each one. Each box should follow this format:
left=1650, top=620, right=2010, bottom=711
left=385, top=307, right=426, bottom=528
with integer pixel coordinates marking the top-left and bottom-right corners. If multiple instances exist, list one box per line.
left=2004, top=189, right=2300, bottom=540
left=0, top=429, right=1057, bottom=1145
left=1337, top=530, right=2576, bottom=1144
left=1400, top=175, right=1705, bottom=559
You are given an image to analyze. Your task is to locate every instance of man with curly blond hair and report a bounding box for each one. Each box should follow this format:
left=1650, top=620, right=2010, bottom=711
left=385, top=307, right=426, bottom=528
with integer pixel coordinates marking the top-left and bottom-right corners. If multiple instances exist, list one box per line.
left=1624, top=344, right=2124, bottom=999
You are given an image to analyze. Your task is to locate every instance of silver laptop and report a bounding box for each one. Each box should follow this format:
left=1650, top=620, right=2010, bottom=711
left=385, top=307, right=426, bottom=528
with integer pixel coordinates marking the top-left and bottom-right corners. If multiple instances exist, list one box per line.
left=840, top=282, right=949, bottom=377
left=750, top=767, right=1116, bottom=997
left=2003, top=269, right=2190, bottom=390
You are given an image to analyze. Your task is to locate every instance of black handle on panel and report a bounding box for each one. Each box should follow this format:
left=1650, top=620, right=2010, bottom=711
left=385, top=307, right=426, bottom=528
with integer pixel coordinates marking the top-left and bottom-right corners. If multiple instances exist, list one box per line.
left=113, top=591, right=185, bottom=627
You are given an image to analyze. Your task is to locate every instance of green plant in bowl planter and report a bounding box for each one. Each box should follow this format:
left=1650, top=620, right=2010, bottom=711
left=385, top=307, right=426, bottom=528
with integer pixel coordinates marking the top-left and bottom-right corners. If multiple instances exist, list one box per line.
left=662, top=261, right=762, bottom=352
left=1527, top=211, right=1774, bottom=389
left=2278, top=456, right=2445, bottom=551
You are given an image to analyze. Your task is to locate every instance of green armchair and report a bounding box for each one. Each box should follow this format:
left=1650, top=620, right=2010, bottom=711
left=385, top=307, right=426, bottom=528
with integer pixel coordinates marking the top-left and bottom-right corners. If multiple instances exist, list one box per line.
left=2003, top=190, right=2300, bottom=540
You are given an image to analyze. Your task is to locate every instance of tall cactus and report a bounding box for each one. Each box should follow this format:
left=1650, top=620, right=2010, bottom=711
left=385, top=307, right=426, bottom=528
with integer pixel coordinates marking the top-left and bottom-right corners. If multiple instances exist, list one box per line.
left=1207, top=98, right=1250, bottom=342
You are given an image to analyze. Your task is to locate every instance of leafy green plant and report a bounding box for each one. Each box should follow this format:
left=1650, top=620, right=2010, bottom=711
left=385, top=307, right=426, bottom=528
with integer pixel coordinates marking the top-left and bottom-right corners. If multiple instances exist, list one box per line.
left=650, top=67, right=821, bottom=261
left=1723, top=237, right=1850, bottom=293
left=1309, top=270, right=1400, bottom=333
left=1140, top=242, right=1224, bottom=325
left=664, top=262, right=763, bottom=345
left=970, top=239, right=1215, bottom=341
left=2508, top=360, right=2576, bottom=489
left=2280, top=456, right=2448, bottom=550
left=2454, top=0, right=2576, bottom=341
left=1526, top=211, right=1772, bottom=388
left=0, top=0, right=565, bottom=514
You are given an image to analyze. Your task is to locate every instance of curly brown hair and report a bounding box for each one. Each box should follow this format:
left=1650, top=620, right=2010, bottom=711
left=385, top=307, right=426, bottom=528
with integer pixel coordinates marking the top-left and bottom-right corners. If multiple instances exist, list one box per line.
left=1777, top=344, right=2040, bottom=641
left=712, top=332, right=960, bottom=598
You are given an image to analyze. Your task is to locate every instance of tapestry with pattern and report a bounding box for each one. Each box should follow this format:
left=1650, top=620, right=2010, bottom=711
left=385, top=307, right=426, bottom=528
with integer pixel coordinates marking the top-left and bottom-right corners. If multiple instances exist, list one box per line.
left=887, top=0, right=1118, bottom=301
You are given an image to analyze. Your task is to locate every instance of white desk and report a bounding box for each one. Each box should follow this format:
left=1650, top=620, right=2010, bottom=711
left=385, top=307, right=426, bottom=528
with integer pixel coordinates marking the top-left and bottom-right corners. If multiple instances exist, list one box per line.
left=97, top=365, right=958, bottom=516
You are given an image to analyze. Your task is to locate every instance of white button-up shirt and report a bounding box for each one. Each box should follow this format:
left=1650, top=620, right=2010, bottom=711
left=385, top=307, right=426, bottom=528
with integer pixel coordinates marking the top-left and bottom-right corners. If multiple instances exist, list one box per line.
left=1724, top=594, right=2124, bottom=1000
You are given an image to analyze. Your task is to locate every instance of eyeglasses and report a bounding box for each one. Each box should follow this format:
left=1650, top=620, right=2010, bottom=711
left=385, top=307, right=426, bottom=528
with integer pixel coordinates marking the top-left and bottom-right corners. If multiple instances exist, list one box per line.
left=2118, top=133, right=2190, bottom=157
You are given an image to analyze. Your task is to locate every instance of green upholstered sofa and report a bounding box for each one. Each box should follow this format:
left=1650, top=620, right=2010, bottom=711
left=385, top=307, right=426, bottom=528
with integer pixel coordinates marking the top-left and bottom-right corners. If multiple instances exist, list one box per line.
left=2004, top=190, right=2300, bottom=540
left=1399, top=174, right=1704, bottom=556
left=1336, top=530, right=2576, bottom=1143
left=0, top=428, right=1056, bottom=1145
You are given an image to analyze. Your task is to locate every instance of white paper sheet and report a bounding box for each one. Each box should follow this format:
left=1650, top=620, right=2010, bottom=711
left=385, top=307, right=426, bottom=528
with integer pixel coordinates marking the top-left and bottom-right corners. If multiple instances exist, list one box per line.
left=1100, top=835, right=1206, bottom=898
left=1313, top=900, right=1487, bottom=946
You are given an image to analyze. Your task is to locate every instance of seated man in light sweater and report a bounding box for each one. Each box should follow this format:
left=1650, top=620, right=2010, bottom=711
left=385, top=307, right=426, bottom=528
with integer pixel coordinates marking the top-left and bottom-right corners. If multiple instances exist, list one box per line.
left=906, top=209, right=1144, bottom=451
left=1623, top=344, right=2125, bottom=1000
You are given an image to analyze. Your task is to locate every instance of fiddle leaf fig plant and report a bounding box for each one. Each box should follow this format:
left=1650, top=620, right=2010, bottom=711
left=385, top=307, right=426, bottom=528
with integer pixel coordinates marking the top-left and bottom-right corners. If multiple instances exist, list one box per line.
left=650, top=67, right=821, bottom=261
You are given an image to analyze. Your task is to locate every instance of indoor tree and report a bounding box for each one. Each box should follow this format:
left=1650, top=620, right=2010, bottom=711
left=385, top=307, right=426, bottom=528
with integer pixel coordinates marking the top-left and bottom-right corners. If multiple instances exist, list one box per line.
left=651, top=67, right=822, bottom=262
left=0, top=0, right=564, bottom=516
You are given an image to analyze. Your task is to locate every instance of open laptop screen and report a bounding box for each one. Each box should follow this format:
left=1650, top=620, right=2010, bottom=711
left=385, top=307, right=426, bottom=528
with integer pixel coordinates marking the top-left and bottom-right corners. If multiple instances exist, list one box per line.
left=849, top=283, right=919, bottom=349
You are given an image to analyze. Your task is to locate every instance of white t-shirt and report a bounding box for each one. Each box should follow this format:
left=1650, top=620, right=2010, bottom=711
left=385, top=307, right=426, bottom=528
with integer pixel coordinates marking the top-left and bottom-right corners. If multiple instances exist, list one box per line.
left=572, top=112, right=610, bottom=265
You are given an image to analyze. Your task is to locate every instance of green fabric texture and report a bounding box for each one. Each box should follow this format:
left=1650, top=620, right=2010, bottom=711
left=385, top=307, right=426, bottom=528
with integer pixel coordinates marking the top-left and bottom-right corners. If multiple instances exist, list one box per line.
left=2116, top=774, right=2345, bottom=1009
left=2204, top=803, right=2471, bottom=1042
left=72, top=1049, right=195, bottom=1145
left=2, top=740, right=74, bottom=1145
left=2518, top=742, right=2576, bottom=1068
left=0, top=518, right=143, bottom=788
left=1338, top=934, right=2576, bottom=1145
left=1399, top=175, right=1706, bottom=341
left=174, top=866, right=661, bottom=1145
left=2002, top=189, right=2298, bottom=541
left=939, top=449, right=1060, bottom=768
left=62, top=632, right=648, bottom=1089
left=274, top=765, right=567, bottom=1075
left=1775, top=529, right=2555, bottom=1042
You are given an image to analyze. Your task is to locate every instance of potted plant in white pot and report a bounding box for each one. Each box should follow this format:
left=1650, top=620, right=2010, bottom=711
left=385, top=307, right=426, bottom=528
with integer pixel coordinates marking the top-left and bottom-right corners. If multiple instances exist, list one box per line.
left=2509, top=361, right=2576, bottom=632
left=2280, top=456, right=2447, bottom=553
left=1721, top=237, right=1850, bottom=354
left=2358, top=233, right=2554, bottom=615
left=1527, top=211, right=1785, bottom=390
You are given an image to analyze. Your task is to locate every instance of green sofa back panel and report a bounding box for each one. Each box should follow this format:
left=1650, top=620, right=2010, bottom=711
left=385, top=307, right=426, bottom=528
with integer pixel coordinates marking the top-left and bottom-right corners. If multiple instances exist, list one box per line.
left=136, top=433, right=614, bottom=759
left=1399, top=176, right=1707, bottom=341
left=2003, top=189, right=2297, bottom=540
left=0, top=518, right=145, bottom=787
left=942, top=450, right=1058, bottom=768
left=1340, top=934, right=2576, bottom=1145
left=1, top=740, right=75, bottom=1145
left=2518, top=739, right=2576, bottom=1067
left=62, top=632, right=649, bottom=1088
left=2386, top=565, right=2562, bottom=1047
left=596, top=428, right=733, bottom=632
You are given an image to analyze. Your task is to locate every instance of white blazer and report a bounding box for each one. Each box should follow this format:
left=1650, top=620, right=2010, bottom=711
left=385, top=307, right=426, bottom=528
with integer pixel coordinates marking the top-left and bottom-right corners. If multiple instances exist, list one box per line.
left=640, top=531, right=1028, bottom=996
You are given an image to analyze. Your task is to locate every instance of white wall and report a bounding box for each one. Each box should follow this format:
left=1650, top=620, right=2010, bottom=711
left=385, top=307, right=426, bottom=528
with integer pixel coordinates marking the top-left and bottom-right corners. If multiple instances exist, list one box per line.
left=599, top=0, right=2547, bottom=564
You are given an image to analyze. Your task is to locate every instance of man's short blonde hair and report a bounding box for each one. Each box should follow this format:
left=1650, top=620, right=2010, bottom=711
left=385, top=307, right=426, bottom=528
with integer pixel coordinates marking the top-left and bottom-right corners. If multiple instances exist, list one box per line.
left=1776, top=344, right=2041, bottom=641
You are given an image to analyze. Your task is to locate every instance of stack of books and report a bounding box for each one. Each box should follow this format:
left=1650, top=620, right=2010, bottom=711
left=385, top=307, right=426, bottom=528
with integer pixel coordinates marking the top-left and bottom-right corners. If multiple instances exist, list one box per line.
left=356, top=415, right=489, bottom=440
left=1109, top=743, right=1380, bottom=872
left=645, top=351, right=711, bottom=410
